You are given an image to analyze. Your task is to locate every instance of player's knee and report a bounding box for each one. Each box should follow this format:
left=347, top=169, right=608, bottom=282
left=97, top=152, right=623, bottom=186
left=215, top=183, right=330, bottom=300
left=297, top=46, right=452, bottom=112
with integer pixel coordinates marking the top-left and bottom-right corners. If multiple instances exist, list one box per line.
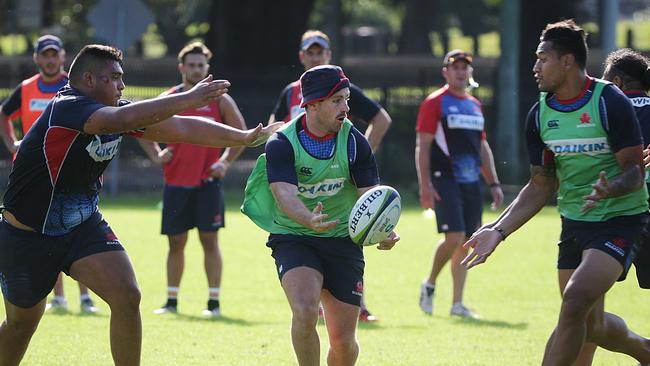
left=443, top=232, right=465, bottom=246
left=290, top=302, right=319, bottom=328
left=560, top=290, right=594, bottom=321
left=5, top=317, right=39, bottom=339
left=329, top=334, right=358, bottom=354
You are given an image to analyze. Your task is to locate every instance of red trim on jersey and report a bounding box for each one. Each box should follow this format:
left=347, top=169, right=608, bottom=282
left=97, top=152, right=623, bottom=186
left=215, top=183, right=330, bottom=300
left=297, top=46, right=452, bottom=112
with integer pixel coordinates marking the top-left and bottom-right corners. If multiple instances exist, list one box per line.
left=415, top=87, right=445, bottom=134
left=301, top=116, right=336, bottom=141
left=286, top=81, right=302, bottom=122
left=43, top=126, right=79, bottom=186
left=556, top=77, right=593, bottom=105
left=624, top=89, right=648, bottom=96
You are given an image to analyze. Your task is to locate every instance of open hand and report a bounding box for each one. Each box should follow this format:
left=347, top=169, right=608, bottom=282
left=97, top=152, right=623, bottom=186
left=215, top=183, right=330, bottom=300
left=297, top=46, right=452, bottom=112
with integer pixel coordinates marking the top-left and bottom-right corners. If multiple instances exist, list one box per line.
left=308, top=202, right=339, bottom=232
left=187, top=75, right=230, bottom=107
left=461, top=228, right=502, bottom=269
left=582, top=171, right=609, bottom=212
left=245, top=122, right=284, bottom=147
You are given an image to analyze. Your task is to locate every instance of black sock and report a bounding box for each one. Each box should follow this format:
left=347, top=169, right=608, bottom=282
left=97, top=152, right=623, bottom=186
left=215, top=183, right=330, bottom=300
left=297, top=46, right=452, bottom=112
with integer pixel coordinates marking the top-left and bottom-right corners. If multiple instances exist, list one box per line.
left=165, top=298, right=178, bottom=308
left=207, top=299, right=220, bottom=311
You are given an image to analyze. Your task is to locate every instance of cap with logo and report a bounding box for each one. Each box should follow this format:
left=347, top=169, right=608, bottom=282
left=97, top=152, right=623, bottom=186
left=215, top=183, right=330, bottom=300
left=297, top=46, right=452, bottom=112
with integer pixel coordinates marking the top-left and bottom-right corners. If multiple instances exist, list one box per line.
left=443, top=49, right=472, bottom=66
left=300, top=65, right=350, bottom=107
left=35, top=35, right=63, bottom=54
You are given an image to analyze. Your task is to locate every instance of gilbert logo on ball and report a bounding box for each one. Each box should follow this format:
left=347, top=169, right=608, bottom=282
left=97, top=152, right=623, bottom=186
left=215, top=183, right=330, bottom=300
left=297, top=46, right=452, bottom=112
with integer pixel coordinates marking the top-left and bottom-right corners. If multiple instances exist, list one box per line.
left=348, top=185, right=401, bottom=246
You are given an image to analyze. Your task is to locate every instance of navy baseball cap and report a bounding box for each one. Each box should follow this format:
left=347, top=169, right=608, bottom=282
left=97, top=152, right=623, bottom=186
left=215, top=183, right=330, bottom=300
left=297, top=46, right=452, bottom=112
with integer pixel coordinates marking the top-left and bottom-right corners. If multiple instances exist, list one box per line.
left=300, top=65, right=350, bottom=108
left=301, top=35, right=330, bottom=51
left=443, top=49, right=472, bottom=66
left=35, top=35, right=63, bottom=53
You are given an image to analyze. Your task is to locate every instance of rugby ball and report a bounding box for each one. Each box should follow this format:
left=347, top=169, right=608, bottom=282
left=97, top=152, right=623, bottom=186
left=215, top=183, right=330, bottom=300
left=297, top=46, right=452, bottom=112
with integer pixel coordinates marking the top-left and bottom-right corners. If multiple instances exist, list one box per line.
left=348, top=185, right=401, bottom=246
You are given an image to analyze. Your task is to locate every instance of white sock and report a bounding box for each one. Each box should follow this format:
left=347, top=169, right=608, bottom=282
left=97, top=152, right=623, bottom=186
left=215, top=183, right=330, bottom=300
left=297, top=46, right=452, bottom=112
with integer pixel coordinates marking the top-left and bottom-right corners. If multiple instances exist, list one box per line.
left=167, top=287, right=179, bottom=299
left=208, top=287, right=220, bottom=300
left=54, top=295, right=66, bottom=303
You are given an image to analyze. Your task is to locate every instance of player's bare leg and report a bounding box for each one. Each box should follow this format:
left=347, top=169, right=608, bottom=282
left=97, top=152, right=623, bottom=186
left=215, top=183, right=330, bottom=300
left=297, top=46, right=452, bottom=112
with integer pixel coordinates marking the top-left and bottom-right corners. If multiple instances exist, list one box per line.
left=321, top=290, right=360, bottom=366
left=167, top=232, right=189, bottom=292
left=543, top=249, right=650, bottom=365
left=199, top=231, right=222, bottom=316
left=0, top=299, right=46, bottom=366
left=70, top=251, right=141, bottom=366
left=426, top=231, right=464, bottom=286
left=281, top=266, right=323, bottom=366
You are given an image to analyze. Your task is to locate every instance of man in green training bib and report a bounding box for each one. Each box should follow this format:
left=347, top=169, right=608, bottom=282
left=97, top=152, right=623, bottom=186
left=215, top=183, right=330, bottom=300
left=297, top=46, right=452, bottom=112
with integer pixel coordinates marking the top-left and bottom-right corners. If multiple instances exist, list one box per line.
left=462, top=20, right=650, bottom=366
left=242, top=65, right=399, bottom=366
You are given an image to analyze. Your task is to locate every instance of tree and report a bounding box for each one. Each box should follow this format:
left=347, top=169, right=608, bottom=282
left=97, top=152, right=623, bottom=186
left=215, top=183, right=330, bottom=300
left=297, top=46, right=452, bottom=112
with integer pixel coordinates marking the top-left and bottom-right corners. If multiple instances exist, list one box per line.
left=204, top=0, right=316, bottom=75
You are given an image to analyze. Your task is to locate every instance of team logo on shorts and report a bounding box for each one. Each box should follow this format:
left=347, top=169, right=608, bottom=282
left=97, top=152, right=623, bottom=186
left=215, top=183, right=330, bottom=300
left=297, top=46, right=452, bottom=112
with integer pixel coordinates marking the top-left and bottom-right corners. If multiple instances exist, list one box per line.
left=105, top=230, right=120, bottom=245
left=214, top=214, right=223, bottom=226
left=352, top=281, right=363, bottom=297
left=604, top=238, right=626, bottom=257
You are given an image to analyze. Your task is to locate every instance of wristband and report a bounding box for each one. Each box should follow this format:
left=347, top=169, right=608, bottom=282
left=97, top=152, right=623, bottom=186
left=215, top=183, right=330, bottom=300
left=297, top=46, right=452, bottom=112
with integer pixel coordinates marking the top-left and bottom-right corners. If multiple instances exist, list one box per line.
left=489, top=182, right=500, bottom=188
left=493, top=227, right=507, bottom=241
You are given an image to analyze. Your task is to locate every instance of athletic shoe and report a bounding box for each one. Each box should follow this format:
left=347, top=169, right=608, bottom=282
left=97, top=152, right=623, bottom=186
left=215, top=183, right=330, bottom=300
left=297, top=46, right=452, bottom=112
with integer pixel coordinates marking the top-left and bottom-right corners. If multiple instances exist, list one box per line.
left=419, top=282, right=435, bottom=315
left=358, top=309, right=378, bottom=322
left=201, top=307, right=221, bottom=318
left=45, top=298, right=68, bottom=312
left=80, top=298, right=98, bottom=314
left=450, top=303, right=479, bottom=319
left=153, top=304, right=177, bottom=315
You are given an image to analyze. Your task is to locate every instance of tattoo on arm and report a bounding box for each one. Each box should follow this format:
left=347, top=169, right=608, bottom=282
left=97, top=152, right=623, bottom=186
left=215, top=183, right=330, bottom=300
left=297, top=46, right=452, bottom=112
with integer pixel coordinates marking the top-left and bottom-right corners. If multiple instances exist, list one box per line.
left=530, top=163, right=556, bottom=178
left=607, top=161, right=644, bottom=197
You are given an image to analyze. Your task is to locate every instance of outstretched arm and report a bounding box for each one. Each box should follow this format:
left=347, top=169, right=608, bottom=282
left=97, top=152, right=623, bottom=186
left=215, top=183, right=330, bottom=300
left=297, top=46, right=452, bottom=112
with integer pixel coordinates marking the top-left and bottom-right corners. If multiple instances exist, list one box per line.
left=462, top=163, right=558, bottom=268
left=210, top=94, right=248, bottom=179
left=84, top=76, right=230, bottom=135
left=139, top=115, right=282, bottom=148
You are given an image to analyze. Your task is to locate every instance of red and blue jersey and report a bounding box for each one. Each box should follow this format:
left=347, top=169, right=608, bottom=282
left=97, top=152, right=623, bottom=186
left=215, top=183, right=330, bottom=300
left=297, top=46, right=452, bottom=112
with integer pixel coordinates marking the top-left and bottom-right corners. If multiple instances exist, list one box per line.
left=2, top=86, right=142, bottom=235
left=161, top=85, right=223, bottom=187
left=416, top=86, right=486, bottom=183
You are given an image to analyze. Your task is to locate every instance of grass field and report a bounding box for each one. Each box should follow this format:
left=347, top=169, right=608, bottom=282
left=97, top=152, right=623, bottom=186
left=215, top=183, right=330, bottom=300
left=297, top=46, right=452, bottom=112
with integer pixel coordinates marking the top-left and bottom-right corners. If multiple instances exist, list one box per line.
left=6, top=198, right=650, bottom=365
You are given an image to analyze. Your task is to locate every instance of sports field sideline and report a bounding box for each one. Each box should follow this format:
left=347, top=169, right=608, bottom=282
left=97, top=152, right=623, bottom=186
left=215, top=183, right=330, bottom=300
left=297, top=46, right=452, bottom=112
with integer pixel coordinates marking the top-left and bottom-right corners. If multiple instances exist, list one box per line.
left=6, top=198, right=649, bottom=365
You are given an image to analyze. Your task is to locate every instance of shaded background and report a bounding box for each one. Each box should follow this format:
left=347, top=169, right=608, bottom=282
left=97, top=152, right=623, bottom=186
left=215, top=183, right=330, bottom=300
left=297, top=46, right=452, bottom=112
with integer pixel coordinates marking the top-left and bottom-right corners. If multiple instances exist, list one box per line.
left=0, top=0, right=649, bottom=198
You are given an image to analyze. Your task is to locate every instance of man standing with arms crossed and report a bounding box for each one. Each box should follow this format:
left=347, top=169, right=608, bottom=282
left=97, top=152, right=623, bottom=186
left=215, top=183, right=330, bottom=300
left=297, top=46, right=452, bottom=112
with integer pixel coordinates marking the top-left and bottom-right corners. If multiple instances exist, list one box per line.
left=140, top=42, right=247, bottom=317
left=243, top=65, right=399, bottom=366
left=416, top=49, right=503, bottom=318
left=463, top=20, right=650, bottom=365
left=0, top=34, right=97, bottom=313
left=269, top=29, right=393, bottom=322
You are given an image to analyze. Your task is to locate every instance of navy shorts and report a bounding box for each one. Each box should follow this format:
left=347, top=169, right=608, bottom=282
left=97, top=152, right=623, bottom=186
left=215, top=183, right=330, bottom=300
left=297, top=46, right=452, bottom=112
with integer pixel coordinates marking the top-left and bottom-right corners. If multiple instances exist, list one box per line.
left=558, top=214, right=648, bottom=281
left=0, top=211, right=125, bottom=308
left=161, top=179, right=225, bottom=235
left=432, top=178, right=482, bottom=237
left=633, top=222, right=650, bottom=289
left=267, top=234, right=364, bottom=306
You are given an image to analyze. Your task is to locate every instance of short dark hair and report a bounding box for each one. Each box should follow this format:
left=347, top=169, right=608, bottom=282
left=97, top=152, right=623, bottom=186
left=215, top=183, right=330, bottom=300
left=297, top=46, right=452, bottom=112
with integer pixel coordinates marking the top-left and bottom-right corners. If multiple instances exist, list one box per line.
left=69, top=44, right=123, bottom=83
left=605, top=48, right=650, bottom=91
left=540, top=19, right=588, bottom=69
left=178, top=42, right=212, bottom=64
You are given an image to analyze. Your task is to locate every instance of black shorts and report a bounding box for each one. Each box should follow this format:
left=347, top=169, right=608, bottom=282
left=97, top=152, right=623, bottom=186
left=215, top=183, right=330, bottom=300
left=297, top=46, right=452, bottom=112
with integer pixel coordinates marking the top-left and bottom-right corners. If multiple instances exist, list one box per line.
left=0, top=211, right=125, bottom=308
left=267, top=234, right=364, bottom=306
left=432, top=179, right=482, bottom=237
left=161, top=179, right=225, bottom=235
left=633, top=222, right=650, bottom=289
left=558, top=214, right=648, bottom=281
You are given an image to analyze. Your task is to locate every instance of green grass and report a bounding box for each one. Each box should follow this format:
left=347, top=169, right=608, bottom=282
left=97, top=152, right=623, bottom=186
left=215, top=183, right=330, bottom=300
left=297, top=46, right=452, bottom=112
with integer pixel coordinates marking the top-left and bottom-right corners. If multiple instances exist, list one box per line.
left=6, top=201, right=650, bottom=365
